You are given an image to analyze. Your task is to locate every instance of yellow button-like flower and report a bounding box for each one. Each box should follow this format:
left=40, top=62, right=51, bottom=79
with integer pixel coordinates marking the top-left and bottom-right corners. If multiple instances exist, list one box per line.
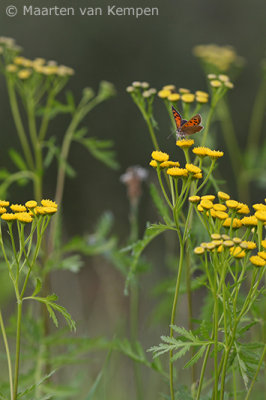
left=225, top=81, right=234, bottom=89
left=1, top=213, right=17, bottom=221
left=16, top=212, right=33, bottom=224
left=206, top=242, right=216, bottom=250
left=250, top=255, right=266, bottom=267
left=192, top=146, right=211, bottom=157
left=207, top=74, right=217, bottom=80
left=189, top=196, right=201, bottom=203
left=223, top=240, right=234, bottom=247
left=230, top=246, right=246, bottom=258
left=210, top=80, right=222, bottom=88
left=257, top=251, right=266, bottom=260
left=197, top=205, right=204, bottom=212
left=218, top=74, right=230, bottom=82
left=215, top=211, right=229, bottom=220
left=253, top=203, right=266, bottom=211
left=255, top=210, right=266, bottom=222
left=194, top=246, right=205, bottom=255
left=168, top=93, right=180, bottom=102
left=261, top=240, right=266, bottom=249
left=41, top=199, right=58, bottom=208
left=0, top=207, right=7, bottom=214
left=226, top=200, right=239, bottom=209
left=200, top=242, right=208, bottom=248
left=195, top=91, right=209, bottom=97
left=151, top=151, right=169, bottom=162
left=10, top=204, right=27, bottom=213
left=241, top=216, right=258, bottom=226
left=163, top=84, right=175, bottom=91
left=186, top=163, right=201, bottom=174
left=200, top=199, right=213, bottom=210
left=213, top=203, right=227, bottom=211
left=160, top=161, right=180, bottom=168
left=167, top=167, right=188, bottom=177
left=218, top=191, right=230, bottom=201
left=223, top=218, right=242, bottom=228
left=196, top=96, right=208, bottom=104
left=176, top=139, right=194, bottom=148
left=222, top=234, right=230, bottom=240
left=42, top=207, right=57, bottom=215
left=149, top=160, right=157, bottom=168
left=0, top=200, right=10, bottom=207
left=179, top=88, right=190, bottom=94
left=237, top=203, right=250, bottom=214
left=211, top=239, right=223, bottom=246
left=233, top=237, right=241, bottom=244
left=181, top=94, right=195, bottom=103
left=25, top=200, right=38, bottom=209
left=18, top=69, right=32, bottom=80
left=240, top=241, right=257, bottom=250
left=193, top=173, right=203, bottom=179
left=158, top=89, right=171, bottom=98
left=6, top=64, right=18, bottom=73
left=207, top=150, right=224, bottom=159
left=211, top=233, right=221, bottom=240
left=201, top=195, right=215, bottom=201
left=34, top=206, right=46, bottom=215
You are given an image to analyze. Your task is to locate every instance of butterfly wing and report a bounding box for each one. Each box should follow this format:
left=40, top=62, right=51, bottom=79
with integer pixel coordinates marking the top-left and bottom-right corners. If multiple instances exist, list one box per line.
left=171, top=106, right=182, bottom=130
left=180, top=114, right=203, bottom=135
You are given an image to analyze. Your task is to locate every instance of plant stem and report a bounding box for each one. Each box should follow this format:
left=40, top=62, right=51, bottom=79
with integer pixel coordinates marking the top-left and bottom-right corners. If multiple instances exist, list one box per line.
left=0, top=310, right=13, bottom=400
left=13, top=300, right=23, bottom=400
left=244, top=344, right=266, bottom=400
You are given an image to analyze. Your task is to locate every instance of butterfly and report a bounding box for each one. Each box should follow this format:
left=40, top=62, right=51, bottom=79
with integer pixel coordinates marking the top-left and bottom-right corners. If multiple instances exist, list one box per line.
left=171, top=106, right=203, bottom=139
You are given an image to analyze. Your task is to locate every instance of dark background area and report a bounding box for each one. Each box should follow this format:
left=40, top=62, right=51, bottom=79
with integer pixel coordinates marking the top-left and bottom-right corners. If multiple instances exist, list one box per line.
left=0, top=0, right=265, bottom=397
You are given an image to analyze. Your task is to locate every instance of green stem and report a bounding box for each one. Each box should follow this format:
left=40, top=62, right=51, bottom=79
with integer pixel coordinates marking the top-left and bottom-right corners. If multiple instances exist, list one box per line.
left=0, top=310, right=13, bottom=400
left=145, top=115, right=160, bottom=150
left=200, top=104, right=215, bottom=146
left=196, top=343, right=212, bottom=400
left=13, top=300, right=23, bottom=400
left=244, top=344, right=266, bottom=400
left=213, top=273, right=219, bottom=400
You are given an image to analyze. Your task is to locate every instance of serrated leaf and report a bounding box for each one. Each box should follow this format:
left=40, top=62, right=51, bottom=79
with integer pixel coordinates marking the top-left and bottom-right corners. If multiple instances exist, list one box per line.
left=32, top=278, right=42, bottom=297
left=78, top=137, right=119, bottom=170
left=9, top=148, right=27, bottom=171
left=17, top=370, right=55, bottom=398
left=183, top=346, right=205, bottom=369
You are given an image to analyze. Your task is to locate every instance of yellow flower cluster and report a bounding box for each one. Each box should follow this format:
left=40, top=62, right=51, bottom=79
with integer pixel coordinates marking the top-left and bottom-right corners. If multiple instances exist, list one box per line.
left=157, top=85, right=209, bottom=104
left=6, top=56, right=74, bottom=80
left=193, top=44, right=244, bottom=72
left=192, top=146, right=224, bottom=159
left=0, top=199, right=58, bottom=223
left=207, top=74, right=234, bottom=90
left=126, top=81, right=157, bottom=98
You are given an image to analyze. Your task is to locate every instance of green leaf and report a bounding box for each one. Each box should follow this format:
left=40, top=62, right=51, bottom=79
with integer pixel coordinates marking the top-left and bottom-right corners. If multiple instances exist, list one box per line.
left=85, top=350, right=112, bottom=399
left=77, top=137, right=119, bottom=170
left=43, top=138, right=76, bottom=177
left=17, top=370, right=55, bottom=398
left=9, top=148, right=28, bottom=171
left=183, top=346, right=205, bottom=369
left=150, top=183, right=172, bottom=225
left=32, top=278, right=42, bottom=297
left=66, top=90, right=75, bottom=112
left=0, top=168, right=10, bottom=180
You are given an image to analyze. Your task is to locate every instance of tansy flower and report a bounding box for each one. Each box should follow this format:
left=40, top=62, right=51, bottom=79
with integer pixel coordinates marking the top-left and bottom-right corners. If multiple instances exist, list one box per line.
left=240, top=241, right=257, bottom=250
left=167, top=167, right=188, bottom=177
left=222, top=234, right=230, bottom=240
left=1, top=213, right=17, bottom=221
left=41, top=207, right=57, bottom=215
left=10, top=204, right=27, bottom=213
left=126, top=86, right=134, bottom=93
left=151, top=151, right=169, bottom=162
left=197, top=204, right=204, bottom=212
left=179, top=88, right=190, bottom=94
left=237, top=203, right=250, bottom=214
left=215, top=211, right=229, bottom=220
left=0, top=207, right=6, bottom=214
left=241, top=216, right=258, bottom=226
left=132, top=81, right=142, bottom=87
left=255, top=210, right=266, bottom=222
left=223, top=240, right=234, bottom=247
left=210, top=80, right=222, bottom=88
left=25, top=200, right=38, bottom=209
left=207, top=74, right=217, bottom=79
left=261, top=240, right=266, bottom=249
left=16, top=212, right=33, bottom=224
left=186, top=163, right=201, bottom=174
left=192, top=147, right=211, bottom=157
left=18, top=69, right=32, bottom=80
left=160, top=161, right=180, bottom=168
left=233, top=237, right=242, bottom=244
left=206, top=243, right=216, bottom=250
left=158, top=89, right=171, bottom=98
left=195, top=90, right=209, bottom=97
left=226, top=200, right=239, bottom=209
left=181, top=94, right=195, bottom=103
left=225, top=82, right=234, bottom=89
left=196, top=95, right=208, bottom=104
left=163, top=84, right=175, bottom=91
left=257, top=251, right=266, bottom=260
left=218, top=191, right=230, bottom=201
left=176, top=139, right=194, bottom=148
left=200, top=242, right=209, bottom=248
left=41, top=199, right=58, bottom=208
left=168, top=93, right=180, bottom=102
left=6, top=64, right=18, bottom=73
left=207, top=150, right=224, bottom=159
left=34, top=206, right=46, bottom=215
left=223, top=218, right=242, bottom=229
left=200, top=199, right=213, bottom=210
left=0, top=200, right=10, bottom=207
left=189, top=196, right=201, bottom=203
left=230, top=246, right=246, bottom=258
left=253, top=203, right=266, bottom=211
left=213, top=203, right=227, bottom=211
left=207, top=209, right=217, bottom=217
left=211, top=233, right=221, bottom=240
left=149, top=160, right=157, bottom=168
left=201, top=195, right=215, bottom=201
left=193, top=173, right=203, bottom=179
left=211, top=239, right=223, bottom=246
left=141, top=82, right=150, bottom=89
left=194, top=247, right=205, bottom=255
left=218, top=74, right=230, bottom=82
left=250, top=255, right=266, bottom=267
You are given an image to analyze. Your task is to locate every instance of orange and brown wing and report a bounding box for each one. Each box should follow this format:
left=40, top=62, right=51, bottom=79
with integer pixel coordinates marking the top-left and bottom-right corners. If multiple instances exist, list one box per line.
left=181, top=114, right=203, bottom=135
left=171, top=106, right=182, bottom=129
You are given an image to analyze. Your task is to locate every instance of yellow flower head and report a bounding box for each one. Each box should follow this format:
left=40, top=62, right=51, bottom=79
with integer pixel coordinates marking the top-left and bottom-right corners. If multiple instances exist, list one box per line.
left=211, top=239, right=223, bottom=246
left=201, top=195, right=215, bottom=201
left=211, top=233, right=221, bottom=240
left=213, top=203, right=227, bottom=211
left=16, top=212, right=33, bottom=224
left=225, top=81, right=234, bottom=89
left=223, top=218, right=242, bottom=229
left=210, top=80, right=222, bottom=88
left=218, top=191, right=230, bottom=201
left=197, top=204, right=204, bottom=212
left=10, top=204, right=27, bottom=213
left=192, top=146, right=211, bottom=157
left=151, top=151, right=169, bottom=162
left=215, top=211, right=229, bottom=220
left=41, top=199, right=58, bottom=208
left=158, top=89, right=171, bottom=99
left=185, top=163, right=201, bottom=174
left=257, top=251, right=266, bottom=260
left=200, top=242, right=209, bottom=248
left=0, top=200, right=10, bottom=207
left=163, top=84, right=176, bottom=91
left=194, top=246, right=205, bottom=255
left=189, top=196, right=201, bottom=203
left=1, top=213, right=17, bottom=222
left=218, top=74, right=230, bottom=82
left=181, top=94, right=195, bottom=103
left=179, top=88, right=190, bottom=94
left=255, top=210, right=266, bottom=222
left=261, top=240, right=266, bottom=249
left=250, top=255, right=266, bottom=267
left=0, top=207, right=7, bottom=214
left=223, top=240, right=234, bottom=247
left=240, top=241, right=257, bottom=250
left=200, top=199, right=213, bottom=210
left=207, top=209, right=217, bottom=218
left=18, top=69, right=32, bottom=80
left=167, top=168, right=188, bottom=178
left=207, top=74, right=217, bottom=79
left=193, top=173, right=203, bottom=179
left=41, top=207, right=57, bottom=215
left=233, top=237, right=242, bottom=244
left=176, top=139, right=194, bottom=148
left=168, top=93, right=181, bottom=102
left=253, top=203, right=266, bottom=211
left=25, top=200, right=38, bottom=209
left=230, top=246, right=246, bottom=258
left=6, top=64, right=18, bottom=73
left=34, top=206, right=46, bottom=215
left=237, top=203, right=250, bottom=214
left=195, top=91, right=209, bottom=97
left=241, top=216, right=258, bottom=226
left=160, top=161, right=180, bottom=168
left=226, top=200, right=239, bottom=209
left=196, top=95, right=208, bottom=104
left=207, top=150, right=224, bottom=159
left=206, top=242, right=216, bottom=250
left=149, top=160, right=157, bottom=168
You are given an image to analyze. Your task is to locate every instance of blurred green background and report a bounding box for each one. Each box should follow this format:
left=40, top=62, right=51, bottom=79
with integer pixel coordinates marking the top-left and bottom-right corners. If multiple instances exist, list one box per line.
left=0, top=0, right=265, bottom=398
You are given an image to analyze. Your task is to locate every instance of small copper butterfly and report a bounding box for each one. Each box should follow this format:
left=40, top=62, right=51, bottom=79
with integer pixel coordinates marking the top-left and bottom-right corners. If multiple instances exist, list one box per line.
left=172, top=106, right=203, bottom=139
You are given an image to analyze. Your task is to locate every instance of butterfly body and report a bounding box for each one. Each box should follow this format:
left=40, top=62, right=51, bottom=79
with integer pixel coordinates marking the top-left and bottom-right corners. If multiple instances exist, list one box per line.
left=171, top=106, right=203, bottom=139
